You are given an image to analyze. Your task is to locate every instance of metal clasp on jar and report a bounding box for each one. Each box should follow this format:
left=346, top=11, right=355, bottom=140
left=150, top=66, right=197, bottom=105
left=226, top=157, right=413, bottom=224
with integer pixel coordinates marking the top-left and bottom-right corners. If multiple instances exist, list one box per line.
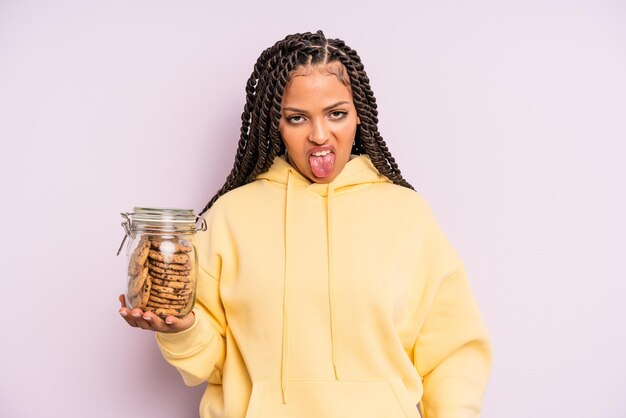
left=116, top=212, right=134, bottom=256
left=195, top=216, right=207, bottom=233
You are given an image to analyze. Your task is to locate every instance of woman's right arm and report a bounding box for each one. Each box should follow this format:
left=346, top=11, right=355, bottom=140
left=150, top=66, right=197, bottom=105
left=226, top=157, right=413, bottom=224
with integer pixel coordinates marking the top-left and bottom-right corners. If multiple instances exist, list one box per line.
left=118, top=208, right=228, bottom=387
left=153, top=265, right=227, bottom=386
left=154, top=207, right=227, bottom=386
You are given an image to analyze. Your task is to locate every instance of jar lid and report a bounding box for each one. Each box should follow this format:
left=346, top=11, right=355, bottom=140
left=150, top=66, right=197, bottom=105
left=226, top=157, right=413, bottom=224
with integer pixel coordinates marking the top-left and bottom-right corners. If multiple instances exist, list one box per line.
left=129, top=207, right=198, bottom=235
left=117, top=207, right=206, bottom=255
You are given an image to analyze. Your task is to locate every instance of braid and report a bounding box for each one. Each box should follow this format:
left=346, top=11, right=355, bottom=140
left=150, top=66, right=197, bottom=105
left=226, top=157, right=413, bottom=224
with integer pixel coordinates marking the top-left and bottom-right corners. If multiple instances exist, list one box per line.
left=199, top=31, right=413, bottom=216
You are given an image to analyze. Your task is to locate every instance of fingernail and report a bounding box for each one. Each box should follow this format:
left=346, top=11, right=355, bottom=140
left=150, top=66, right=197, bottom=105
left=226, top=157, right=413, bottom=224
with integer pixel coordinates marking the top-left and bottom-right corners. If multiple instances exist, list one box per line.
left=165, top=319, right=173, bottom=325
left=119, top=310, right=127, bottom=317
left=132, top=312, right=141, bottom=318
left=143, top=316, right=152, bottom=321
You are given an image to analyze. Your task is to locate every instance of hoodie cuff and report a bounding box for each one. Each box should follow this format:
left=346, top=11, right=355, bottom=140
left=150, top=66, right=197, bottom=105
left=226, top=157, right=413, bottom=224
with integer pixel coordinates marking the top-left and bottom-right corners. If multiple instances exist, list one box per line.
left=155, top=308, right=215, bottom=357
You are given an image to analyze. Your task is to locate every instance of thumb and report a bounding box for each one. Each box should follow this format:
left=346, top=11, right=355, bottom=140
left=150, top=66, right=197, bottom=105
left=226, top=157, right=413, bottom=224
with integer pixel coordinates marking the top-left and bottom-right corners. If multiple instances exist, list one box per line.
left=163, top=310, right=195, bottom=332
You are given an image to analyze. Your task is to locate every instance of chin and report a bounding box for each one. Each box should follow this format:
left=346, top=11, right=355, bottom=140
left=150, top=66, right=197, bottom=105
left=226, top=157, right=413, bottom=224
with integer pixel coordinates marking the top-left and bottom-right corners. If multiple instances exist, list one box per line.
left=312, top=178, right=332, bottom=184
left=310, top=168, right=337, bottom=183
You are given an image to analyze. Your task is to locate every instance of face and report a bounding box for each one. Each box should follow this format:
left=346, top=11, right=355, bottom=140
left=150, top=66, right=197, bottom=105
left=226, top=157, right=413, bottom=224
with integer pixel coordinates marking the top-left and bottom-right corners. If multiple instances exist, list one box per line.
left=278, top=64, right=360, bottom=183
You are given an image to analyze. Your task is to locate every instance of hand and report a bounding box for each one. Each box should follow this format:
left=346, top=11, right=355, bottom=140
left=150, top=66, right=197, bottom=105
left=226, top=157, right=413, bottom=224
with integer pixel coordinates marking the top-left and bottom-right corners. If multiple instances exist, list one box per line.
left=118, top=294, right=195, bottom=333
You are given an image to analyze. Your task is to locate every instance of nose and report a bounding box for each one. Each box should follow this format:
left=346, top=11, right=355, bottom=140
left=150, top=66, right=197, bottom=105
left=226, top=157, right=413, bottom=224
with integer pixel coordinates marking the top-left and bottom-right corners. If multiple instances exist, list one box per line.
left=308, top=118, right=330, bottom=144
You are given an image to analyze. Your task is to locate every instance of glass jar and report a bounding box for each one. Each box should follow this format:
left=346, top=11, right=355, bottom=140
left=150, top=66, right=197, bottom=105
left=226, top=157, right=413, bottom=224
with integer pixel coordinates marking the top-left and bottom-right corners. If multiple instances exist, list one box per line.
left=117, top=207, right=206, bottom=318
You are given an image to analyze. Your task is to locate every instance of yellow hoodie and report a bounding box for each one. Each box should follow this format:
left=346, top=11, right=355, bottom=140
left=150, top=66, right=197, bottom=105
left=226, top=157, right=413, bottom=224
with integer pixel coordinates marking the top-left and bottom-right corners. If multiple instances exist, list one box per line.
left=156, top=155, right=491, bottom=418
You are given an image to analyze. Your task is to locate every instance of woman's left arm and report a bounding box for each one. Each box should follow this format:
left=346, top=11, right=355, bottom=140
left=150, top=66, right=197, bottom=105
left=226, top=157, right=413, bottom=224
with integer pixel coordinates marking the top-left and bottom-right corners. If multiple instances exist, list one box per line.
left=408, top=196, right=492, bottom=418
left=413, top=264, right=492, bottom=418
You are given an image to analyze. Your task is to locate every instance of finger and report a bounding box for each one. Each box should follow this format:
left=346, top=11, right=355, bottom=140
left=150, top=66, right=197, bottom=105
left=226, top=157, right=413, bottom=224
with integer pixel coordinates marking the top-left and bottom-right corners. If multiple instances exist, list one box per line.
left=131, top=308, right=152, bottom=330
left=142, top=311, right=168, bottom=331
left=140, top=314, right=186, bottom=333
left=161, top=311, right=195, bottom=333
left=118, top=294, right=139, bottom=327
left=119, top=309, right=139, bottom=327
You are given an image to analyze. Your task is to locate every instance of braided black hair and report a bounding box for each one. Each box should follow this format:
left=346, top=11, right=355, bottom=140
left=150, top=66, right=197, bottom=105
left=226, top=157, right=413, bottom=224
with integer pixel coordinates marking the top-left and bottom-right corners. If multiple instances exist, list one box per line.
left=199, top=30, right=414, bottom=215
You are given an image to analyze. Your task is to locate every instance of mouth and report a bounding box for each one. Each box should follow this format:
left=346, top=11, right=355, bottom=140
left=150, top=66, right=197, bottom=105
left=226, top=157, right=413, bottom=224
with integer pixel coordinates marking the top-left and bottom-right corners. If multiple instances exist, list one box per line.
left=307, top=145, right=336, bottom=158
left=310, top=149, right=333, bottom=157
left=308, top=147, right=336, bottom=178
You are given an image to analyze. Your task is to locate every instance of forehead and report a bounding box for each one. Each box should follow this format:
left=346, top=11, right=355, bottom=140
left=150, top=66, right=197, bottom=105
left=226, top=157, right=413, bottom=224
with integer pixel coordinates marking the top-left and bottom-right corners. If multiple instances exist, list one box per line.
left=288, top=62, right=350, bottom=84
left=282, top=64, right=353, bottom=104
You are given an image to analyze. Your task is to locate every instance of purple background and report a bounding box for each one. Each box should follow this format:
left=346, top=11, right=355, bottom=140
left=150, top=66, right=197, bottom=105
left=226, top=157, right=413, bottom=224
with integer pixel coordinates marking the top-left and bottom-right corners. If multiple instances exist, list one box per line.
left=1, top=0, right=625, bottom=417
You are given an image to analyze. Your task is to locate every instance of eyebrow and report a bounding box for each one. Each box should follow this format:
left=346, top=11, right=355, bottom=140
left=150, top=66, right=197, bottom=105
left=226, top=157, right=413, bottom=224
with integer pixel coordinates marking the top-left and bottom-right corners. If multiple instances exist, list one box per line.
left=282, top=101, right=351, bottom=114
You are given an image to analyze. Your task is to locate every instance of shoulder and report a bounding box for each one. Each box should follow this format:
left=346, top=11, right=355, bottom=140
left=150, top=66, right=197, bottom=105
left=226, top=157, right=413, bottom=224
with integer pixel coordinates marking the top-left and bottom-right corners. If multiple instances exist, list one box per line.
left=364, top=183, right=450, bottom=238
left=214, top=181, right=263, bottom=206
left=201, top=180, right=272, bottom=221
left=370, top=182, right=434, bottom=213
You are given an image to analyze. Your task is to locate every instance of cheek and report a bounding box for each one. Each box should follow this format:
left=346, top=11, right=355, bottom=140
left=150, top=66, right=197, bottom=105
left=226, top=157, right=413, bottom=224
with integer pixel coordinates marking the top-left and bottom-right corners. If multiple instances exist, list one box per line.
left=278, top=121, right=291, bottom=146
left=337, top=123, right=358, bottom=146
left=278, top=126, right=304, bottom=153
left=278, top=119, right=286, bottom=138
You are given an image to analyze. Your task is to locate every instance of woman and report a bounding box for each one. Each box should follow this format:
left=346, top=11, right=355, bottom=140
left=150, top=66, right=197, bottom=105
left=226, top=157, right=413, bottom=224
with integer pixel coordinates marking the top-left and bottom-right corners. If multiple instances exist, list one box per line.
left=119, top=30, right=491, bottom=418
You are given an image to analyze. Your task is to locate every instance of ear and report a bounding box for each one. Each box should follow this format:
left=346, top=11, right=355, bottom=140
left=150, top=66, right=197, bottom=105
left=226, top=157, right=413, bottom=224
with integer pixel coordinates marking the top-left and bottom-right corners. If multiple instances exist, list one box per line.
left=357, top=116, right=361, bottom=125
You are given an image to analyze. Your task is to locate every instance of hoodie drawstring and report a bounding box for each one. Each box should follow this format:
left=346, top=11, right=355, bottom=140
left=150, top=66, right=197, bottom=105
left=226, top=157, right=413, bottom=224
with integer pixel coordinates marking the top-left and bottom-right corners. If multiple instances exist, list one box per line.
left=281, top=170, right=294, bottom=403
left=327, top=182, right=339, bottom=380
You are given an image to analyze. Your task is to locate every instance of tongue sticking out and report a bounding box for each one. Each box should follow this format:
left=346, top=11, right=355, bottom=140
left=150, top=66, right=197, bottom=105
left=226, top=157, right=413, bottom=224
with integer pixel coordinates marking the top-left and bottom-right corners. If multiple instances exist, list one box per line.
left=309, top=152, right=336, bottom=178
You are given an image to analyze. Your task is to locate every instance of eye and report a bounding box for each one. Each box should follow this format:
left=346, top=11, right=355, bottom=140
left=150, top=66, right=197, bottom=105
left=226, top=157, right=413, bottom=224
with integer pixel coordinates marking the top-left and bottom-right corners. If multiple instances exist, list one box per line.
left=328, top=111, right=348, bottom=120
left=286, top=115, right=306, bottom=125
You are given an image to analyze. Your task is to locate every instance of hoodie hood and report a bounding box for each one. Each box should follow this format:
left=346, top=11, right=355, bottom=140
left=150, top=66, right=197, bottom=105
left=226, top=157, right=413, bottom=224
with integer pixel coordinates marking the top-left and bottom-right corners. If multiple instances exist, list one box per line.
left=256, top=154, right=391, bottom=403
left=256, top=154, right=391, bottom=195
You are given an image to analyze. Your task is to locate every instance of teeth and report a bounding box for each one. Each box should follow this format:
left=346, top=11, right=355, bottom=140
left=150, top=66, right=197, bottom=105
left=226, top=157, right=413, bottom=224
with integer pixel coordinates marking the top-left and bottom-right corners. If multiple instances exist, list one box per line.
left=312, top=150, right=331, bottom=157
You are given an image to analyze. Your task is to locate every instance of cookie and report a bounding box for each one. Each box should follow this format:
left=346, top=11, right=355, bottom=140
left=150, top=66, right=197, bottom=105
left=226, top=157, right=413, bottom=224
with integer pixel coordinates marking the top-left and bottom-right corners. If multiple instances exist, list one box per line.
left=144, top=306, right=182, bottom=317
left=151, top=284, right=193, bottom=295
left=148, top=294, right=187, bottom=305
left=147, top=299, right=188, bottom=309
left=150, top=240, right=193, bottom=254
left=148, top=250, right=190, bottom=265
left=148, top=260, right=192, bottom=272
left=128, top=266, right=149, bottom=297
left=136, top=278, right=153, bottom=310
left=153, top=291, right=191, bottom=301
left=147, top=267, right=193, bottom=281
left=128, top=238, right=150, bottom=276
left=151, top=277, right=190, bottom=289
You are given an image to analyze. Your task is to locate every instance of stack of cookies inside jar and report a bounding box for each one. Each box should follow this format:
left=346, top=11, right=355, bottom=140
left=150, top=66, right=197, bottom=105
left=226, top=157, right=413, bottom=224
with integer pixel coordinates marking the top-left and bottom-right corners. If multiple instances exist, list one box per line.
left=126, top=235, right=196, bottom=318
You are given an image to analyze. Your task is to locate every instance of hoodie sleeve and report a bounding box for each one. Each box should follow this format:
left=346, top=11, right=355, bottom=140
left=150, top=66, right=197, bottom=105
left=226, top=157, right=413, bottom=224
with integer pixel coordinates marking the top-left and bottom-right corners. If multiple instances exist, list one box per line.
left=155, top=208, right=227, bottom=387
left=412, top=200, right=492, bottom=418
